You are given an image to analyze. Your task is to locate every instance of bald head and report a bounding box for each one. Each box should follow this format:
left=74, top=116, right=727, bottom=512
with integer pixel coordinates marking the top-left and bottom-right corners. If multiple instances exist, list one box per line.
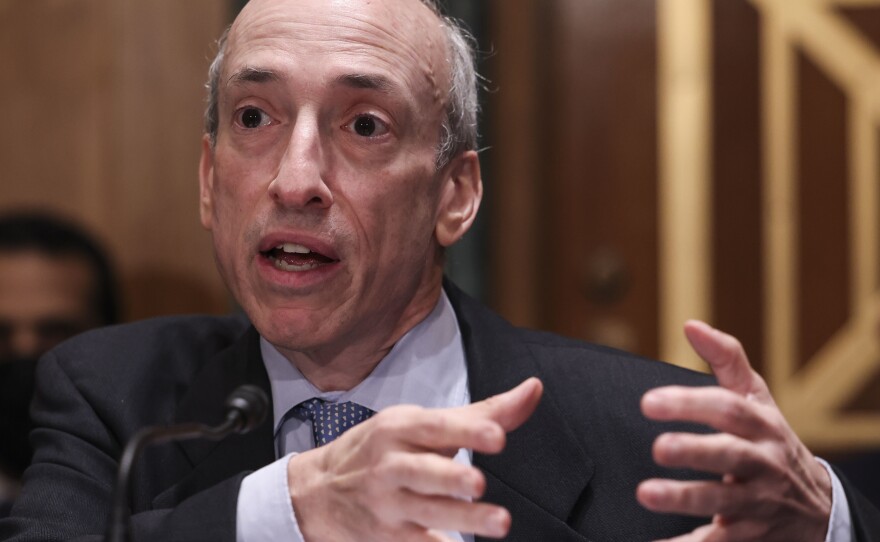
left=204, top=0, right=479, bottom=168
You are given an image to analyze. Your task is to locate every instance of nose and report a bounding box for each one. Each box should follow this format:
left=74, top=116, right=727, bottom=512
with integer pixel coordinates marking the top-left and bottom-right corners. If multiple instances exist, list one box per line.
left=268, top=116, right=334, bottom=210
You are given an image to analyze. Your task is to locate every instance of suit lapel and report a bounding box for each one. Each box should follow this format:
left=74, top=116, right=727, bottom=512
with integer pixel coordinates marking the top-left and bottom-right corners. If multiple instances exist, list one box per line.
left=154, top=285, right=594, bottom=537
left=153, top=326, right=275, bottom=507
left=446, top=281, right=594, bottom=542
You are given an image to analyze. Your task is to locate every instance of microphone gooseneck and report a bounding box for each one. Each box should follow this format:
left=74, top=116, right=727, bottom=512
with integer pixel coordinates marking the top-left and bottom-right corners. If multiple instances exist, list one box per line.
left=225, top=384, right=269, bottom=434
left=105, top=385, right=268, bottom=542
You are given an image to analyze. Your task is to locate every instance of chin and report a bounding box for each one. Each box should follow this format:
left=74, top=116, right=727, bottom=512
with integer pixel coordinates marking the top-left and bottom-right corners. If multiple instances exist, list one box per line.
left=250, top=306, right=336, bottom=350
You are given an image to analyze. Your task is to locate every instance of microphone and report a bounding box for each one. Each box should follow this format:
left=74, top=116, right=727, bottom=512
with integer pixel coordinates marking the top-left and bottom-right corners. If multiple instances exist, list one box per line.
left=105, top=385, right=268, bottom=542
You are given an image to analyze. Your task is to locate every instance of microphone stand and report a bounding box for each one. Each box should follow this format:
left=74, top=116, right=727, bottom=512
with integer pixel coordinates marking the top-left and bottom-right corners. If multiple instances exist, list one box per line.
left=105, top=385, right=267, bottom=542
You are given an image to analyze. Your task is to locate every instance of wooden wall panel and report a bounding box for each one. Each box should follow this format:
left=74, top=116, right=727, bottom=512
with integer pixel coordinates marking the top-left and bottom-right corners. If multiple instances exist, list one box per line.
left=711, top=0, right=765, bottom=371
left=0, top=0, right=232, bottom=321
left=837, top=7, right=880, bottom=414
left=489, top=0, right=880, bottom=452
left=543, top=0, right=659, bottom=357
left=0, top=0, right=114, bottom=220
left=111, top=0, right=232, bottom=318
left=796, top=51, right=852, bottom=368
left=838, top=6, right=880, bottom=51
left=485, top=0, right=544, bottom=329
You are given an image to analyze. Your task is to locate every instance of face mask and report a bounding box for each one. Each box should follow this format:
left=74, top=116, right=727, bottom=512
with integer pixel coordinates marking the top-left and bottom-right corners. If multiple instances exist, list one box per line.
left=0, top=357, right=38, bottom=479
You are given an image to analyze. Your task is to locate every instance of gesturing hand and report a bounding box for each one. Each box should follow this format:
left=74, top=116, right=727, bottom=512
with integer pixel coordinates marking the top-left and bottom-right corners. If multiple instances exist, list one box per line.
left=637, top=321, right=833, bottom=541
left=286, top=377, right=543, bottom=542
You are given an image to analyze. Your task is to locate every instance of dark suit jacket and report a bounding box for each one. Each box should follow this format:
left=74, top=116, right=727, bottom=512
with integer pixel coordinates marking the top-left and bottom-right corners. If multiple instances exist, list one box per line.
left=1, top=283, right=878, bottom=541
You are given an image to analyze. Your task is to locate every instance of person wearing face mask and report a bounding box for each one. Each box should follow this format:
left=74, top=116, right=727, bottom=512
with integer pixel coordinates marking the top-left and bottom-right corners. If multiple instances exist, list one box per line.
left=0, top=211, right=119, bottom=516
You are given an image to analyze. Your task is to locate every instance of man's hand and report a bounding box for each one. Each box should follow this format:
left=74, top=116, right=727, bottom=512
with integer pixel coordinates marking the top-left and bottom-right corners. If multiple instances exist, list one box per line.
left=637, top=321, right=833, bottom=541
left=286, top=377, right=543, bottom=542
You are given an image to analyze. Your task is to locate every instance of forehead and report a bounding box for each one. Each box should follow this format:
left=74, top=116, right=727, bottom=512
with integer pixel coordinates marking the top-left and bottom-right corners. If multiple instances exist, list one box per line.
left=224, top=0, right=449, bottom=106
left=0, top=251, right=95, bottom=321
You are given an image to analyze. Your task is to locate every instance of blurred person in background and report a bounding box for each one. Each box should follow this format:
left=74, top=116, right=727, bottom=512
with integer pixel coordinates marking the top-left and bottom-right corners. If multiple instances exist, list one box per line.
left=0, top=211, right=119, bottom=515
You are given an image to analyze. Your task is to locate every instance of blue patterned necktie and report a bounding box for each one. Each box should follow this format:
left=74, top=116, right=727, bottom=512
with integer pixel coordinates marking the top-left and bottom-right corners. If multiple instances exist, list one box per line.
left=293, top=398, right=375, bottom=447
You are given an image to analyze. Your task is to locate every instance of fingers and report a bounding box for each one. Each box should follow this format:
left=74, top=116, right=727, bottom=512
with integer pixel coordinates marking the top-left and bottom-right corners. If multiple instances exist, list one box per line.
left=382, top=451, right=486, bottom=499
left=395, top=493, right=510, bottom=539
left=642, top=386, right=777, bottom=438
left=286, top=380, right=544, bottom=542
left=369, top=452, right=509, bottom=539
left=377, top=377, right=543, bottom=455
left=294, top=379, right=541, bottom=541
left=465, top=377, right=544, bottom=432
left=683, top=320, right=770, bottom=402
left=373, top=407, right=507, bottom=455
left=651, top=432, right=773, bottom=479
left=637, top=478, right=753, bottom=517
left=638, top=325, right=834, bottom=541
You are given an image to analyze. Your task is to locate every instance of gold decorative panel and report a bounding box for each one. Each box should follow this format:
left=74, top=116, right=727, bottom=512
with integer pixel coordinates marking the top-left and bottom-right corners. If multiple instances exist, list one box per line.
left=659, top=0, right=880, bottom=450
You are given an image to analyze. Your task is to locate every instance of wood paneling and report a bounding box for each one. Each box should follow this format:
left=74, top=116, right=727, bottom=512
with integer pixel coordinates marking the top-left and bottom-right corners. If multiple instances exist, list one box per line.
left=488, top=0, right=880, bottom=451
left=0, top=0, right=232, bottom=321
left=0, top=0, right=114, bottom=219
left=545, top=0, right=659, bottom=357
left=111, top=0, right=232, bottom=318
left=838, top=6, right=880, bottom=51
left=837, top=8, right=880, bottom=414
left=489, top=0, right=659, bottom=357
left=486, top=0, right=545, bottom=328
left=712, top=0, right=765, bottom=371
left=796, top=50, right=852, bottom=368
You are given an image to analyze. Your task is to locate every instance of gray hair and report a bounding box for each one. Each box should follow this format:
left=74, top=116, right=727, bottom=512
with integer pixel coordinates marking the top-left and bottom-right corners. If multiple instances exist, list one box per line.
left=203, top=1, right=480, bottom=169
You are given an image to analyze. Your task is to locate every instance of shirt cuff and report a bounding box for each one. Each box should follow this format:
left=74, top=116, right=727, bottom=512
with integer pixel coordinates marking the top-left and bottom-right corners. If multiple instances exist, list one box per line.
left=236, top=453, right=305, bottom=542
left=816, top=457, right=854, bottom=542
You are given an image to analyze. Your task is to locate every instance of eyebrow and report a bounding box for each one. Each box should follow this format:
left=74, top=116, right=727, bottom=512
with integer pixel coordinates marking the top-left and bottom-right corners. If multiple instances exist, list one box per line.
left=225, top=69, right=398, bottom=95
left=227, top=67, right=282, bottom=87
left=333, top=73, right=395, bottom=93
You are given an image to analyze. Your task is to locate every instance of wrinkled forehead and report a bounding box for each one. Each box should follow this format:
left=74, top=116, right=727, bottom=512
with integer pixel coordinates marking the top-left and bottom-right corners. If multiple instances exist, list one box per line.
left=224, top=0, right=450, bottom=108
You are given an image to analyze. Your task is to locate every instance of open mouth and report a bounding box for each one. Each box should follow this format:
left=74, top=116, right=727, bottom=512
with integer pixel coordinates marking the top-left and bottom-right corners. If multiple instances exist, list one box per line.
left=261, top=243, right=338, bottom=271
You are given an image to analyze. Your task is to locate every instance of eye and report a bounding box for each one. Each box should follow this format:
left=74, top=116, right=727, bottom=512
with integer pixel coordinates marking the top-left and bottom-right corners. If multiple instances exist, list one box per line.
left=345, top=114, right=390, bottom=138
left=236, top=106, right=273, bottom=129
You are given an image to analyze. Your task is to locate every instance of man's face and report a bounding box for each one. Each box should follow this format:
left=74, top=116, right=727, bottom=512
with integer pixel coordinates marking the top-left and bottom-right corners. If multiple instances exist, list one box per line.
left=0, top=251, right=98, bottom=361
left=199, top=0, right=478, bottom=359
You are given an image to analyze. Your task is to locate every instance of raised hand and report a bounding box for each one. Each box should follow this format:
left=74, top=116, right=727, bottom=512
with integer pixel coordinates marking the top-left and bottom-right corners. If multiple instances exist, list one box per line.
left=286, top=377, right=544, bottom=542
left=637, top=320, right=833, bottom=541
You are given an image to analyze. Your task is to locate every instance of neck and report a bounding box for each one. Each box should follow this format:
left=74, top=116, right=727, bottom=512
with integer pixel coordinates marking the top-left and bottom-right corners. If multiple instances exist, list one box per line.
left=276, top=280, right=444, bottom=392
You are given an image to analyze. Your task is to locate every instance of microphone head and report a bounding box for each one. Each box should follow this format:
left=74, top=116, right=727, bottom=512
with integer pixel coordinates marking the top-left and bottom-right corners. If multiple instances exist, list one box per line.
left=225, top=385, right=269, bottom=434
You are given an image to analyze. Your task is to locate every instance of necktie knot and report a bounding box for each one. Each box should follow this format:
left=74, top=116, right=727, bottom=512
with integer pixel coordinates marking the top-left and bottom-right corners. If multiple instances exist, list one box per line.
left=292, top=398, right=375, bottom=447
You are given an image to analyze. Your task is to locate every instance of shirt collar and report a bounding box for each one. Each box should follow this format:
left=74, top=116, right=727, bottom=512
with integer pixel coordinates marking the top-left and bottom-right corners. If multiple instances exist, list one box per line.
left=260, top=289, right=469, bottom=434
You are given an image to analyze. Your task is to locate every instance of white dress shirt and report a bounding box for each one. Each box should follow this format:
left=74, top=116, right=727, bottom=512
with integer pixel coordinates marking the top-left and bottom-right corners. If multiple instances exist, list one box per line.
left=237, top=291, right=474, bottom=542
left=236, top=291, right=852, bottom=542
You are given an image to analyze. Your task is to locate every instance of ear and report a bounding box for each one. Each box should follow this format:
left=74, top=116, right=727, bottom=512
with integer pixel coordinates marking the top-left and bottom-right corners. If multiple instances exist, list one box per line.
left=198, top=134, right=216, bottom=231
left=435, top=150, right=483, bottom=247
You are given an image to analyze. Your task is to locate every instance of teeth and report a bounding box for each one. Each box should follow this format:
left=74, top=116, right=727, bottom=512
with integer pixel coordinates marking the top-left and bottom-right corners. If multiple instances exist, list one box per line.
left=272, top=260, right=318, bottom=271
left=269, top=243, right=320, bottom=272
left=275, top=243, right=311, bottom=254
left=273, top=259, right=321, bottom=272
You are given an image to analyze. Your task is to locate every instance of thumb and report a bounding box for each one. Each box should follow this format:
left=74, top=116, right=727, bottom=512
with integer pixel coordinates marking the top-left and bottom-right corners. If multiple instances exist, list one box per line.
left=469, top=377, right=543, bottom=432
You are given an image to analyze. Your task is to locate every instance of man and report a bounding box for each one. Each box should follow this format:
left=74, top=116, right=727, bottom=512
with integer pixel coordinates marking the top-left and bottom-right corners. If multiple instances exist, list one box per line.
left=0, top=211, right=119, bottom=515
left=1, top=0, right=878, bottom=540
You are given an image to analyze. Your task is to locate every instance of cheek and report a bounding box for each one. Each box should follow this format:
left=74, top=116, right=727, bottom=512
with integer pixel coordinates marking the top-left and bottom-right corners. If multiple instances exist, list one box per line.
left=211, top=152, right=266, bottom=221
left=210, top=132, right=294, bottom=220
left=356, top=167, right=440, bottom=253
left=208, top=158, right=264, bottom=270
